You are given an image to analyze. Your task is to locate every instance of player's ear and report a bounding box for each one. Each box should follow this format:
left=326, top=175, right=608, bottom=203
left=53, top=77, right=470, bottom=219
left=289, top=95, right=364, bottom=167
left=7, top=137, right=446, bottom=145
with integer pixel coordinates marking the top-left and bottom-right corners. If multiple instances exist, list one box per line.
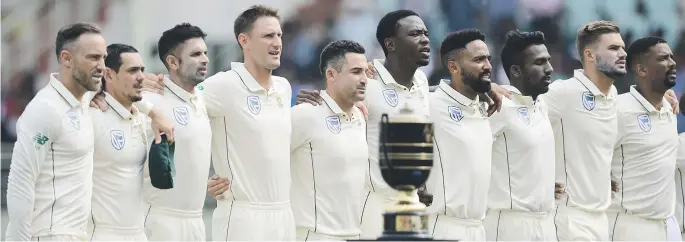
left=60, top=49, right=72, bottom=68
left=583, top=48, right=595, bottom=63
left=238, top=33, right=249, bottom=49
left=326, top=66, right=336, bottom=80
left=510, top=65, right=522, bottom=78
left=635, top=63, right=647, bottom=77
left=104, top=67, right=114, bottom=81
left=165, top=55, right=179, bottom=71
left=384, top=37, right=395, bottom=53
left=447, top=60, right=459, bottom=75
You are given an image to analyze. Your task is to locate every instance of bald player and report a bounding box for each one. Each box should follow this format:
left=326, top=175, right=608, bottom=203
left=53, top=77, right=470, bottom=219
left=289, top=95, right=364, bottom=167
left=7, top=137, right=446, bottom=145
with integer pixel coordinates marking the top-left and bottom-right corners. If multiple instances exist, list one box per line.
left=89, top=43, right=148, bottom=241
left=142, top=23, right=212, bottom=241
left=482, top=30, right=557, bottom=241
left=606, top=36, right=678, bottom=241
left=290, top=40, right=369, bottom=241
left=426, top=29, right=494, bottom=241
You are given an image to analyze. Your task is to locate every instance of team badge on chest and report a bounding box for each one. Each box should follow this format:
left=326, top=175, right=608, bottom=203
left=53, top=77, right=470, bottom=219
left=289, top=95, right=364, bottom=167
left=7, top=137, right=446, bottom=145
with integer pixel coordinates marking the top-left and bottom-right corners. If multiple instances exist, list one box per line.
left=518, top=107, right=531, bottom=125
left=382, top=89, right=399, bottom=107
left=448, top=106, right=463, bottom=122
left=173, top=107, right=190, bottom=126
left=582, top=91, right=595, bottom=111
left=110, top=130, right=125, bottom=150
left=637, top=114, right=651, bottom=132
left=325, top=116, right=342, bottom=134
left=67, top=111, right=80, bottom=130
left=247, top=96, right=261, bottom=115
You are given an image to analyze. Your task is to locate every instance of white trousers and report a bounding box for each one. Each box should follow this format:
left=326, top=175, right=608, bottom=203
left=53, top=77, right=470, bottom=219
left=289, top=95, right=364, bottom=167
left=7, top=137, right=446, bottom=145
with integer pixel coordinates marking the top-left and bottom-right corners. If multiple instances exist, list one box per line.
left=484, top=209, right=556, bottom=241
left=87, top=224, right=147, bottom=241
left=554, top=205, right=608, bottom=241
left=31, top=235, right=85, bottom=241
left=359, top=191, right=385, bottom=239
left=295, top=227, right=360, bottom=241
left=212, top=200, right=296, bottom=241
left=429, top=214, right=486, bottom=241
left=144, top=205, right=205, bottom=241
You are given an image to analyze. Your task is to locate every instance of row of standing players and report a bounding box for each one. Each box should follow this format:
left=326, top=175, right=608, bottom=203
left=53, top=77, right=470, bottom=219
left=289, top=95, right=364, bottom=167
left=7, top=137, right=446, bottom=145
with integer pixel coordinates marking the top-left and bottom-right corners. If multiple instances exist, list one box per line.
left=4, top=4, right=682, bottom=242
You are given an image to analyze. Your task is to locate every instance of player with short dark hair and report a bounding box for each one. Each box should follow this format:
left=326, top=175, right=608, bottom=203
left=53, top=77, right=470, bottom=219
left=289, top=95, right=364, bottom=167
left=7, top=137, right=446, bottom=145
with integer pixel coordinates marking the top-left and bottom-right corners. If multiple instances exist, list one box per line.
left=607, top=36, right=678, bottom=241
left=291, top=39, right=369, bottom=240
left=482, top=30, right=558, bottom=241
left=426, top=28, right=494, bottom=241
left=143, top=22, right=213, bottom=241
left=89, top=43, right=148, bottom=240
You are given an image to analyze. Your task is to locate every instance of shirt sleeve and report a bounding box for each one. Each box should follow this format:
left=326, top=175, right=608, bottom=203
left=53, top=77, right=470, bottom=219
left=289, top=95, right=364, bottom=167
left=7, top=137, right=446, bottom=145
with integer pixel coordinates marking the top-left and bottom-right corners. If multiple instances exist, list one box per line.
left=677, top=135, right=685, bottom=169
left=5, top=101, right=61, bottom=241
left=488, top=98, right=508, bottom=138
left=539, top=80, right=568, bottom=122
left=199, top=71, right=233, bottom=118
left=290, top=104, right=312, bottom=153
left=610, top=111, right=626, bottom=182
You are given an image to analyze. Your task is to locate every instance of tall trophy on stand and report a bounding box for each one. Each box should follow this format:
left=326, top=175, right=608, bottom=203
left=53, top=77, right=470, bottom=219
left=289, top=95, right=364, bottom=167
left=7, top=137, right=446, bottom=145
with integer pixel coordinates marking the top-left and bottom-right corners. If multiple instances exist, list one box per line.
left=377, top=104, right=434, bottom=241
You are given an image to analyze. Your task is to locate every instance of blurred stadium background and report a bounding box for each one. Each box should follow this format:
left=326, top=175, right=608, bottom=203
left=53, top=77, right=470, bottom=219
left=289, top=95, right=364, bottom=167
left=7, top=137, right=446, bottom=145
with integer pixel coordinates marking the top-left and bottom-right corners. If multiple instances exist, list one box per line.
left=1, top=0, right=685, bottom=238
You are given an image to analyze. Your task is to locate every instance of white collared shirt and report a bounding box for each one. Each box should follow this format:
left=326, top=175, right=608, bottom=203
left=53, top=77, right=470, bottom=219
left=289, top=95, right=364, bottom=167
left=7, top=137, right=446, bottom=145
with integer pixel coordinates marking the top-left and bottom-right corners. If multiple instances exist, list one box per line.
left=199, top=62, right=292, bottom=203
left=609, top=86, right=677, bottom=219
left=6, top=73, right=95, bottom=240
left=426, top=80, right=492, bottom=220
left=488, top=85, right=555, bottom=213
left=141, top=77, right=212, bottom=212
left=674, top=133, right=685, bottom=232
left=91, top=93, right=148, bottom=228
left=290, top=91, right=368, bottom=236
left=539, top=69, right=618, bottom=212
left=364, top=59, right=430, bottom=199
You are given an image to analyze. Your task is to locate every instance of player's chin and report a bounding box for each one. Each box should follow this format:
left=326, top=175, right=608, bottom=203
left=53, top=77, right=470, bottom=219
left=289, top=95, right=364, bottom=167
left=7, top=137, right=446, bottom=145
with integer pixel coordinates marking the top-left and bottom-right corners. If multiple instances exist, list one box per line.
left=266, top=60, right=281, bottom=70
left=131, top=94, right=143, bottom=103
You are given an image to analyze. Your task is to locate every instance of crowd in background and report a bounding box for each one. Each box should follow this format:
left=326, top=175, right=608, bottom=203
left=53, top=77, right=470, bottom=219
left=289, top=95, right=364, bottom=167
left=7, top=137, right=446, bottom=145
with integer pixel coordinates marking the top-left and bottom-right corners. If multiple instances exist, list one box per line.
left=3, top=0, right=685, bottom=142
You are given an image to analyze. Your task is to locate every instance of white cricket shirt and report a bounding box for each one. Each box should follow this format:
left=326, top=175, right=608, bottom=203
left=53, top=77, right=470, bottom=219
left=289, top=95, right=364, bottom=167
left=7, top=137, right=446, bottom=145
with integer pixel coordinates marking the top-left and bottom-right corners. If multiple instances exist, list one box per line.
left=488, top=85, right=555, bottom=213
left=364, top=59, right=430, bottom=199
left=290, top=91, right=368, bottom=236
left=540, top=70, right=618, bottom=212
left=91, top=93, right=148, bottom=228
left=675, top=133, right=685, bottom=232
left=426, top=80, right=492, bottom=219
left=6, top=74, right=94, bottom=240
left=609, top=86, right=677, bottom=219
left=142, top=77, right=212, bottom=212
left=200, top=62, right=292, bottom=203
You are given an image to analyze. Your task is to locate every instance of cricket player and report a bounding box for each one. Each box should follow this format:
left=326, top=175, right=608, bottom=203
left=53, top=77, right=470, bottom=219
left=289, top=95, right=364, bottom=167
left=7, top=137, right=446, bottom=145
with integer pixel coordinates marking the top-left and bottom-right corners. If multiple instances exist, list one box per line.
left=426, top=29, right=494, bottom=241
left=290, top=40, right=369, bottom=241
left=5, top=23, right=173, bottom=241
left=542, top=20, right=625, bottom=241
left=142, top=23, right=212, bottom=241
left=606, top=36, right=678, bottom=241
left=89, top=43, right=148, bottom=241
left=482, top=30, right=557, bottom=241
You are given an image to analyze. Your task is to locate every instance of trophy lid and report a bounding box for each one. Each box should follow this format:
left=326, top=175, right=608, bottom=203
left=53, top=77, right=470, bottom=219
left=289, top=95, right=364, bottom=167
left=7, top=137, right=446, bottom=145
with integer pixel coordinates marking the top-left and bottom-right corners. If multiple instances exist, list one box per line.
left=388, top=103, right=430, bottom=123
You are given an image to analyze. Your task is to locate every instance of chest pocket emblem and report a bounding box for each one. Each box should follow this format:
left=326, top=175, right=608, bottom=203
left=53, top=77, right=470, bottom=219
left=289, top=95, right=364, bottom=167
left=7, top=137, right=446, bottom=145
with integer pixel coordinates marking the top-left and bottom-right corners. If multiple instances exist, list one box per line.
left=448, top=106, right=464, bottom=122
left=326, top=116, right=342, bottom=134
left=382, top=89, right=399, bottom=107
left=173, top=107, right=190, bottom=126
left=110, top=130, right=125, bottom=150
left=67, top=111, right=80, bottom=130
left=518, top=107, right=531, bottom=125
left=247, top=96, right=261, bottom=115
left=582, top=91, right=595, bottom=111
left=637, top=114, right=651, bottom=132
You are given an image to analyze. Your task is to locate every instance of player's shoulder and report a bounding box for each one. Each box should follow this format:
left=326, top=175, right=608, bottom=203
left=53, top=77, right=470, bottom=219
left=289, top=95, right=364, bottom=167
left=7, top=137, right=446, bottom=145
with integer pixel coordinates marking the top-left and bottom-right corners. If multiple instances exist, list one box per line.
left=291, top=103, right=319, bottom=123
left=141, top=91, right=164, bottom=104
left=272, top=75, right=291, bottom=88
left=413, top=69, right=429, bottom=85
left=22, top=90, right=63, bottom=118
left=202, top=70, right=240, bottom=87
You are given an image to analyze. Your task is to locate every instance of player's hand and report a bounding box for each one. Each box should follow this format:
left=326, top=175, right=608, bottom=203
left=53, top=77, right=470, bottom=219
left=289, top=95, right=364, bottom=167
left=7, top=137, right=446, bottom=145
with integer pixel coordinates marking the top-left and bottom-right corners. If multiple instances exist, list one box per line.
left=665, top=89, right=679, bottom=114
left=554, top=183, right=565, bottom=200
left=207, top=175, right=231, bottom=200
left=149, top=108, right=175, bottom=144
left=89, top=91, right=108, bottom=111
left=481, top=83, right=512, bottom=116
left=142, top=73, right=165, bottom=94
left=295, top=89, right=323, bottom=105
left=366, top=62, right=378, bottom=79
left=418, top=186, right=433, bottom=206
left=355, top=101, right=369, bottom=120
left=611, top=180, right=619, bottom=198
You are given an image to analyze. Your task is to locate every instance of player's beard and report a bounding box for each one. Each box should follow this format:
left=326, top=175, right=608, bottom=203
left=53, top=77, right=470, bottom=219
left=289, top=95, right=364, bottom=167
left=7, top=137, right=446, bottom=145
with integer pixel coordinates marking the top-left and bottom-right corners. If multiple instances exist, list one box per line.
left=73, top=67, right=99, bottom=92
left=595, top=55, right=626, bottom=79
left=462, top=68, right=492, bottom=93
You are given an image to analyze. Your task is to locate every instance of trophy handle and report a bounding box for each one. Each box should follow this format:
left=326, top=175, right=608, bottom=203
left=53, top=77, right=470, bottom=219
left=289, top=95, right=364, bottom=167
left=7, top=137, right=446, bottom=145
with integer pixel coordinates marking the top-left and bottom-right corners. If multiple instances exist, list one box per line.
left=380, top=113, right=393, bottom=171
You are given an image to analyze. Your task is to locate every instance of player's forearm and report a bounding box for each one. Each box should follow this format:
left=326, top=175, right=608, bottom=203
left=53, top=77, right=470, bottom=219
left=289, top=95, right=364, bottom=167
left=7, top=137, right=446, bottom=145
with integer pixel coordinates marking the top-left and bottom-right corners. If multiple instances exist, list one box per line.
left=6, top=150, right=39, bottom=240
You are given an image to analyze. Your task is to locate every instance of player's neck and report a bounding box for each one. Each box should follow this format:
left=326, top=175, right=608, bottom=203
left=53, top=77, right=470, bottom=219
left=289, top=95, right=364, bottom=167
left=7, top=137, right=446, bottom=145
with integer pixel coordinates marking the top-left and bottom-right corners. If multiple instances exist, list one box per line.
left=450, top=77, right=478, bottom=100
left=635, top=83, right=665, bottom=110
left=511, top=79, right=539, bottom=100
left=58, top=69, right=88, bottom=101
left=109, top=91, right=134, bottom=112
left=243, top=58, right=272, bottom=90
left=169, top=73, right=195, bottom=93
left=384, top=57, right=416, bottom=88
left=583, top=67, right=614, bottom=95
left=327, top=89, right=355, bottom=116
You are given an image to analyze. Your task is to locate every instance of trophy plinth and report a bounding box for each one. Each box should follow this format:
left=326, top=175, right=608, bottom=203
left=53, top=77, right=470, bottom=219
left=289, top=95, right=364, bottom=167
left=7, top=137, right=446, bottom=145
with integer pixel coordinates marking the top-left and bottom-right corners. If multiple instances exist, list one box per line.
left=377, top=104, right=434, bottom=241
